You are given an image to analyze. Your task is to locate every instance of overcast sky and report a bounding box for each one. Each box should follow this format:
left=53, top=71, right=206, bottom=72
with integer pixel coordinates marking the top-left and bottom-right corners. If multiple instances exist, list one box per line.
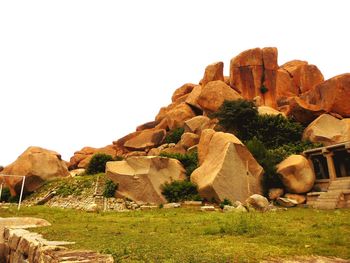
left=0, top=0, right=349, bottom=166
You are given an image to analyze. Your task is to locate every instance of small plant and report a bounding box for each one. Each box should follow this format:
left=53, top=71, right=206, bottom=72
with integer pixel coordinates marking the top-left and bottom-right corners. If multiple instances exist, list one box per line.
left=219, top=198, right=233, bottom=209
left=160, top=151, right=198, bottom=178
left=165, top=127, right=185, bottom=144
left=260, top=86, right=268, bottom=94
left=86, top=153, right=114, bottom=175
left=0, top=187, right=11, bottom=202
left=161, top=180, right=201, bottom=203
left=103, top=180, right=118, bottom=198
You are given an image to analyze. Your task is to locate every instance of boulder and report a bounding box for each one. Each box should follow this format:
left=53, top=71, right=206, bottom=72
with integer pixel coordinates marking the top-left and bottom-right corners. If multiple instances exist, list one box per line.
left=156, top=102, right=196, bottom=130
left=229, top=47, right=278, bottom=108
left=185, top=85, right=203, bottom=110
left=197, top=80, right=242, bottom=113
left=69, top=145, right=118, bottom=169
left=106, top=156, right=186, bottom=204
left=276, top=155, right=315, bottom=194
left=276, top=197, right=298, bottom=207
left=284, top=193, right=306, bottom=204
left=0, top=147, right=69, bottom=195
left=200, top=62, right=224, bottom=86
left=246, top=194, right=270, bottom=211
left=223, top=204, right=247, bottom=213
left=307, top=73, right=350, bottom=117
left=303, top=114, right=350, bottom=146
left=69, top=169, right=85, bottom=177
left=268, top=188, right=284, bottom=200
left=200, top=205, right=216, bottom=212
left=191, top=131, right=264, bottom=203
left=179, top=132, right=199, bottom=150
left=184, top=116, right=215, bottom=135
left=124, top=129, right=166, bottom=151
left=136, top=121, right=159, bottom=131
left=171, top=83, right=196, bottom=102
left=276, top=68, right=299, bottom=103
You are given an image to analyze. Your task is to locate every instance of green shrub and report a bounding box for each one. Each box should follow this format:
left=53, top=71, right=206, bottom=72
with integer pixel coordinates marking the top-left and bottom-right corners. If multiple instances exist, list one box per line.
left=165, top=127, right=185, bottom=144
left=103, top=180, right=118, bottom=198
left=219, top=198, right=233, bottom=209
left=160, top=151, right=198, bottom=178
left=0, top=187, right=11, bottom=202
left=260, top=86, right=268, bottom=94
left=86, top=153, right=114, bottom=175
left=213, top=99, right=304, bottom=148
left=161, top=181, right=201, bottom=203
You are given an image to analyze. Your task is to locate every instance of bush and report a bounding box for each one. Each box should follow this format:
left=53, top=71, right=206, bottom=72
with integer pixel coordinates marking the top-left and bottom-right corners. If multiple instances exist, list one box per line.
left=161, top=181, right=201, bottom=203
left=213, top=99, right=304, bottom=148
left=86, top=153, right=114, bottom=175
left=219, top=198, right=233, bottom=209
left=103, top=180, right=118, bottom=198
left=160, top=151, right=198, bottom=178
left=0, top=187, right=11, bottom=202
left=165, top=127, right=185, bottom=144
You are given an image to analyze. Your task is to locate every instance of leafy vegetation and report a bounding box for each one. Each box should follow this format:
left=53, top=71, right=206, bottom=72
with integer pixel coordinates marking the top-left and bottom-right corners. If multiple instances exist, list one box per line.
left=219, top=198, right=233, bottom=209
left=103, top=179, right=118, bottom=198
left=1, top=206, right=349, bottom=262
left=86, top=153, right=114, bottom=175
left=165, top=127, right=185, bottom=144
left=160, top=151, right=198, bottom=178
left=161, top=180, right=201, bottom=202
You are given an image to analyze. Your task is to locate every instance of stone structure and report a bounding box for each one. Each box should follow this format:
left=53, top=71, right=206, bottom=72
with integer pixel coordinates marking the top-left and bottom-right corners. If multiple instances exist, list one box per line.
left=304, top=141, right=350, bottom=209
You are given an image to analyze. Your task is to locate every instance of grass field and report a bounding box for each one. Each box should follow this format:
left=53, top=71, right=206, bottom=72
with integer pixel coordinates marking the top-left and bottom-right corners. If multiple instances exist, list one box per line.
left=1, top=206, right=349, bottom=262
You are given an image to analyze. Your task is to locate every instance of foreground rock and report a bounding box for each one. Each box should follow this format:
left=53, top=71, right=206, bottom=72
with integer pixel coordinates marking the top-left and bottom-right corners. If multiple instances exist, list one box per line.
left=277, top=155, right=315, bottom=194
left=191, top=130, right=264, bottom=203
left=106, top=156, right=186, bottom=204
left=303, top=114, right=350, bottom=146
left=246, top=194, right=270, bottom=211
left=0, top=147, right=69, bottom=195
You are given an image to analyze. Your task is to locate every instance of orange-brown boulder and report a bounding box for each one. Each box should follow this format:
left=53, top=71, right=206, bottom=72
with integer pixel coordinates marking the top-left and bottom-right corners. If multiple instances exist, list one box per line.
left=106, top=156, right=186, bottom=204
left=171, top=83, right=196, bottom=102
left=197, top=80, right=242, bottom=113
left=184, top=116, right=214, bottom=135
left=276, top=155, right=315, bottom=194
left=197, top=129, right=216, bottom=166
left=124, top=129, right=166, bottom=151
left=308, top=74, right=350, bottom=117
left=191, top=131, right=263, bottom=203
left=136, top=121, right=159, bottom=131
left=200, top=62, right=224, bottom=86
left=185, top=85, right=202, bottom=110
left=303, top=114, right=350, bottom=146
left=0, top=147, right=69, bottom=195
left=179, top=132, right=199, bottom=150
left=229, top=47, right=278, bottom=108
left=276, top=68, right=299, bottom=105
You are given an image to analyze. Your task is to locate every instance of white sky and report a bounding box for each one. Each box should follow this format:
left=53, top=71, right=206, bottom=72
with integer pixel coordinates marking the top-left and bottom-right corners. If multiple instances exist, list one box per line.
left=0, top=0, right=349, bottom=166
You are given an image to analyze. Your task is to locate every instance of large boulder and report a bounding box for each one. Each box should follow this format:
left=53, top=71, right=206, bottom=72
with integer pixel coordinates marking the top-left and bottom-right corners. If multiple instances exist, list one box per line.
left=276, top=155, right=315, bottom=194
left=185, top=85, right=203, bottom=110
left=197, top=80, right=242, bottom=113
left=303, top=114, right=350, bottom=146
left=200, top=62, right=224, bottom=86
left=123, top=129, right=166, bottom=151
left=191, top=130, right=264, bottom=203
left=106, top=156, right=186, bottom=204
left=229, top=47, right=278, bottom=108
left=171, top=83, right=196, bottom=102
left=0, top=147, right=69, bottom=195
left=184, top=116, right=216, bottom=135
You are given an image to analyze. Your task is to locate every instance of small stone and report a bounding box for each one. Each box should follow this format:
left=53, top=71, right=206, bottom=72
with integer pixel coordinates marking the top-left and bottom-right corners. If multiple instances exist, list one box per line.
left=182, top=201, right=202, bottom=207
left=200, top=205, right=216, bottom=212
left=140, top=205, right=158, bottom=210
left=163, top=203, right=181, bottom=209
left=276, top=197, right=298, bottom=207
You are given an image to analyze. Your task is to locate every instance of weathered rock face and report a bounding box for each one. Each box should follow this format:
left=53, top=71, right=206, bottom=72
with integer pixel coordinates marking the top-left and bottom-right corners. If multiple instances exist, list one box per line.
left=179, top=132, right=199, bottom=150
left=277, top=155, right=315, bottom=194
left=191, top=130, right=264, bottom=203
left=258, top=106, right=285, bottom=116
left=124, top=129, right=166, bottom=151
left=246, top=194, right=270, bottom=211
left=185, top=85, right=202, bottom=110
left=1, top=147, right=69, bottom=195
left=197, top=80, right=242, bottom=113
left=303, top=114, right=350, bottom=146
left=106, top=156, right=186, bottom=204
left=230, top=47, right=278, bottom=108
left=184, top=116, right=216, bottom=135
left=200, top=62, right=224, bottom=86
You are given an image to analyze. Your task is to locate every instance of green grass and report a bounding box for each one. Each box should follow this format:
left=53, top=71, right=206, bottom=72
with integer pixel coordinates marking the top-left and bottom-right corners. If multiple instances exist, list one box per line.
left=1, top=206, right=349, bottom=262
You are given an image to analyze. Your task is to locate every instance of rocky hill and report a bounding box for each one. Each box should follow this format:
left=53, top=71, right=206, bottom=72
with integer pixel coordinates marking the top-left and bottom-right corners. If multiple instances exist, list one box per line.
left=1, top=47, right=350, bottom=207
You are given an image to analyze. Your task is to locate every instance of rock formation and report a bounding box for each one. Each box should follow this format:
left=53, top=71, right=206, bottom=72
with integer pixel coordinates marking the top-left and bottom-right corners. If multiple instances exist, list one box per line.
left=106, top=156, right=186, bottom=204
left=191, top=130, right=264, bottom=203
left=0, top=147, right=69, bottom=195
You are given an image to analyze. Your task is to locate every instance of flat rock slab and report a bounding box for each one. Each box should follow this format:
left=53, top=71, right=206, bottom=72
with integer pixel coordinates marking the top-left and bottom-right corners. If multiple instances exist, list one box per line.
left=0, top=217, right=51, bottom=229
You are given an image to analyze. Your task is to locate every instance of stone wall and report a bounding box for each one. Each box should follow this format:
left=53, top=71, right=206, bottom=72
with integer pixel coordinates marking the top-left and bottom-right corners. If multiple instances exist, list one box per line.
left=0, top=226, right=114, bottom=263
